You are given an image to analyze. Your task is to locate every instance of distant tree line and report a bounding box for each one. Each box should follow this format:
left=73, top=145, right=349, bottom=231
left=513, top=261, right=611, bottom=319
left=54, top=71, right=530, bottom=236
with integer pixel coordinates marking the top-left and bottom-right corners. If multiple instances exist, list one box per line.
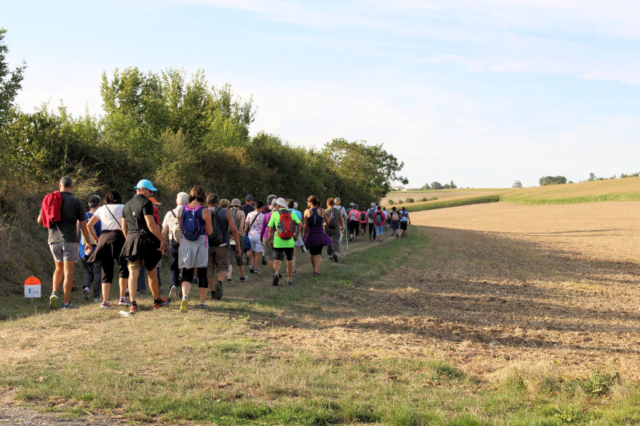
left=421, top=180, right=457, bottom=190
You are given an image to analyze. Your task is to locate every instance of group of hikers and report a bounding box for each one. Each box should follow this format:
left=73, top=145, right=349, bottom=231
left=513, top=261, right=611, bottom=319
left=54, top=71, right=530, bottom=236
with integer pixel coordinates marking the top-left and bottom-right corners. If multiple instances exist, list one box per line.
left=39, top=177, right=411, bottom=314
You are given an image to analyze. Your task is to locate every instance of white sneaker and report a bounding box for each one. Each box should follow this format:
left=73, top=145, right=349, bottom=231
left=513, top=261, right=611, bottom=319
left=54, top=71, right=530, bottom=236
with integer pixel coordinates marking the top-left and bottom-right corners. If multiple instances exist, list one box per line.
left=169, top=286, right=177, bottom=302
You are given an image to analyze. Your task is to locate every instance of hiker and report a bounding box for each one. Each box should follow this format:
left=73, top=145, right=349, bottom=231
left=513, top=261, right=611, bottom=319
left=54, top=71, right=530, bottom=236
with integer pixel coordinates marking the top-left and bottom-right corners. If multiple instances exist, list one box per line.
left=302, top=195, right=333, bottom=277
left=334, top=197, right=348, bottom=254
left=359, top=207, right=367, bottom=237
left=242, top=195, right=255, bottom=264
left=373, top=206, right=385, bottom=242
left=86, top=190, right=129, bottom=308
left=390, top=206, right=401, bottom=238
left=245, top=201, right=265, bottom=274
left=367, top=203, right=377, bottom=241
left=227, top=198, right=247, bottom=284
left=161, top=191, right=189, bottom=301
left=348, top=203, right=360, bottom=242
left=136, top=196, right=164, bottom=295
left=260, top=195, right=278, bottom=276
left=206, top=193, right=241, bottom=301
left=120, top=179, right=171, bottom=314
left=382, top=207, right=389, bottom=233
left=177, top=185, right=213, bottom=312
left=325, top=198, right=344, bottom=262
left=291, top=200, right=307, bottom=256
left=38, top=176, right=94, bottom=309
left=400, top=206, right=411, bottom=237
left=80, top=194, right=102, bottom=302
left=267, top=198, right=301, bottom=286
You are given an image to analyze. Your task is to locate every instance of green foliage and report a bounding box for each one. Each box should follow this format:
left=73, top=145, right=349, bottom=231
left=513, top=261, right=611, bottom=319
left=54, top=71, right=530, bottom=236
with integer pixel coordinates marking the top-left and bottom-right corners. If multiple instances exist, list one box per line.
left=405, top=197, right=414, bottom=203
left=421, top=197, right=428, bottom=201
left=0, top=67, right=405, bottom=225
left=539, top=176, right=567, bottom=186
left=0, top=28, right=26, bottom=123
left=398, top=200, right=403, bottom=204
left=581, top=367, right=619, bottom=397
left=388, top=199, right=394, bottom=205
left=512, top=180, right=523, bottom=188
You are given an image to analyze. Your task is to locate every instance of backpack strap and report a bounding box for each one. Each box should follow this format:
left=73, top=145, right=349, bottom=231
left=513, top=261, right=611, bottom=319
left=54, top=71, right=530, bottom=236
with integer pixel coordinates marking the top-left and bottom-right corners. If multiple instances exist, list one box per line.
left=105, top=205, right=122, bottom=230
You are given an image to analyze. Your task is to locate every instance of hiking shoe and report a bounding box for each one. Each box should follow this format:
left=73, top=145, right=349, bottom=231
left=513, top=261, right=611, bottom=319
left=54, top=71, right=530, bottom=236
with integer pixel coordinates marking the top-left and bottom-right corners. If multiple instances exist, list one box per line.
left=292, top=270, right=296, bottom=277
left=277, top=273, right=283, bottom=279
left=154, top=298, right=171, bottom=309
left=180, top=298, right=188, bottom=313
left=272, top=274, right=280, bottom=286
left=253, top=270, right=261, bottom=275
left=93, top=298, right=100, bottom=303
left=248, top=266, right=255, bottom=273
left=100, top=301, right=112, bottom=309
left=169, top=286, right=177, bottom=302
left=313, top=272, right=320, bottom=277
left=214, top=282, right=223, bottom=300
left=129, top=304, right=138, bottom=315
left=288, top=280, right=294, bottom=286
left=197, top=303, right=208, bottom=310
left=83, top=287, right=90, bottom=301
left=49, top=294, right=59, bottom=310
left=118, top=297, right=131, bottom=306
left=62, top=303, right=77, bottom=309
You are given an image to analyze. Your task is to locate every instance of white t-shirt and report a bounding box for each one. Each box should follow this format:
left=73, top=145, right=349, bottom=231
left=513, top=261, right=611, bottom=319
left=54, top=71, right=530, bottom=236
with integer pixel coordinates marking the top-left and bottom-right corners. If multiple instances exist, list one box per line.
left=93, top=204, right=124, bottom=231
left=162, top=207, right=181, bottom=242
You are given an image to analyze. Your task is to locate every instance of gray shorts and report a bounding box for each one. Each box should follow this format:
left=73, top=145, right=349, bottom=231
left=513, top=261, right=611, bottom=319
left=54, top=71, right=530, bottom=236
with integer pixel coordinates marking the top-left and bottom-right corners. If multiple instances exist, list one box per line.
left=262, top=238, right=273, bottom=261
left=49, top=242, right=79, bottom=263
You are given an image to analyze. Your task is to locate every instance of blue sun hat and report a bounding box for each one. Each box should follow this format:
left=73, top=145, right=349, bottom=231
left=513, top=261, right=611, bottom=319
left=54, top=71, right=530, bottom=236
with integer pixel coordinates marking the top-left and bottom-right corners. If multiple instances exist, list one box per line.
left=134, top=179, right=158, bottom=191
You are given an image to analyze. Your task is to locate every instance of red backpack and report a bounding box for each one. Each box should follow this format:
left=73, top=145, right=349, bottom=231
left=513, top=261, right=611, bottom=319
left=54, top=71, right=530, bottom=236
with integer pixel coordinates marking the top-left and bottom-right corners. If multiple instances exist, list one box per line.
left=276, top=209, right=295, bottom=240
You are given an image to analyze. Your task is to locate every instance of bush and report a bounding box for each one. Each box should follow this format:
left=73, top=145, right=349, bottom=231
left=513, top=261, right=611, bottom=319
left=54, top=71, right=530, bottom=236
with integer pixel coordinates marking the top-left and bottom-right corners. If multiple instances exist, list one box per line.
left=388, top=200, right=394, bottom=205
left=420, top=197, right=428, bottom=202
left=398, top=200, right=403, bottom=204
left=429, top=197, right=438, bottom=201
left=405, top=198, right=414, bottom=203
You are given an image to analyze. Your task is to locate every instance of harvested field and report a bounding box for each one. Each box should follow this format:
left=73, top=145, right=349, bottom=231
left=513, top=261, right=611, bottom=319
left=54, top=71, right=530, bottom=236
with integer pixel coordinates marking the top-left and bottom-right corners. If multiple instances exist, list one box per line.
left=402, top=201, right=640, bottom=379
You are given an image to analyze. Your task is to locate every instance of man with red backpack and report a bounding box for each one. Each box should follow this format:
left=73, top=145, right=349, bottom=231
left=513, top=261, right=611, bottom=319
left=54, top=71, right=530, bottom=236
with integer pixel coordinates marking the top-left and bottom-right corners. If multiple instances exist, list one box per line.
left=38, top=176, right=95, bottom=309
left=267, top=198, right=301, bottom=286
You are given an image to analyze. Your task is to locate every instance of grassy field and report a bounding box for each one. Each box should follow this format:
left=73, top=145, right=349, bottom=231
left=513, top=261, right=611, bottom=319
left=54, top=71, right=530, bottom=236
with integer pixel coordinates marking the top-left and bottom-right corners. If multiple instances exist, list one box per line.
left=1, top=208, right=640, bottom=424
left=389, top=177, right=640, bottom=214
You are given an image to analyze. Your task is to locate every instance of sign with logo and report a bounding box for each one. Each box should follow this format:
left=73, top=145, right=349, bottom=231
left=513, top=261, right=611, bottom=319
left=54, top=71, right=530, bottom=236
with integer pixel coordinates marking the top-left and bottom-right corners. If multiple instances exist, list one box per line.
left=24, top=276, right=41, bottom=298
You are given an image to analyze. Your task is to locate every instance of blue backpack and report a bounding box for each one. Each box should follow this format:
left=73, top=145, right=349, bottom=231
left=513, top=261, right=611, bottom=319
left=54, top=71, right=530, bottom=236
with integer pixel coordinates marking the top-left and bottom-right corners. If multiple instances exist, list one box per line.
left=181, top=205, right=205, bottom=241
left=400, top=211, right=409, bottom=222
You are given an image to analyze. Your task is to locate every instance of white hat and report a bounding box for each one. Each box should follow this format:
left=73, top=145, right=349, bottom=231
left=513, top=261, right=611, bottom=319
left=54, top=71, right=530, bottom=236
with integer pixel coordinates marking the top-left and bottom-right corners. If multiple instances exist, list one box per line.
left=276, top=197, right=287, bottom=208
left=371, top=202, right=376, bottom=207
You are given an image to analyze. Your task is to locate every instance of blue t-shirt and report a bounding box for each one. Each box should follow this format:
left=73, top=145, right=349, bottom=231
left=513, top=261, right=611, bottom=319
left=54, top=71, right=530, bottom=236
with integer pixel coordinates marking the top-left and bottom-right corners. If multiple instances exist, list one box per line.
left=79, top=212, right=102, bottom=258
left=292, top=209, right=303, bottom=221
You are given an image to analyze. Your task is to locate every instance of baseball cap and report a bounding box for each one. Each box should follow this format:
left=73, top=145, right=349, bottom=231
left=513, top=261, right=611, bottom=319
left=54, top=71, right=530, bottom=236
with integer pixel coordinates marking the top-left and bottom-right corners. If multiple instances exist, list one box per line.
left=245, top=195, right=254, bottom=201
left=231, top=198, right=242, bottom=207
left=134, top=179, right=157, bottom=192
left=276, top=197, right=287, bottom=208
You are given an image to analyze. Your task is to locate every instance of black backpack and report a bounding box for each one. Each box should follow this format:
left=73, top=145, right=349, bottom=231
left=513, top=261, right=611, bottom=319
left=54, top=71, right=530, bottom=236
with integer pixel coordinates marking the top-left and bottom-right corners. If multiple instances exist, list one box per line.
left=208, top=207, right=228, bottom=247
left=327, top=207, right=338, bottom=229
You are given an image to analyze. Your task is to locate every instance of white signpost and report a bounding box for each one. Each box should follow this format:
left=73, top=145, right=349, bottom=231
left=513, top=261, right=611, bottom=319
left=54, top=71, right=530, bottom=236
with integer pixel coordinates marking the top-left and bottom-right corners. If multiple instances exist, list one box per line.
left=24, top=276, right=42, bottom=298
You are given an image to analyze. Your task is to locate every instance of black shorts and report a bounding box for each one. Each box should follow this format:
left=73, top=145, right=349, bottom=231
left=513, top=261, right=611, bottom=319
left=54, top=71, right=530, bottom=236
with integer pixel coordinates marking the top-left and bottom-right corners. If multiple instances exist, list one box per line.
left=273, top=247, right=295, bottom=261
left=400, top=222, right=408, bottom=231
left=181, top=267, right=208, bottom=288
left=308, top=245, right=323, bottom=256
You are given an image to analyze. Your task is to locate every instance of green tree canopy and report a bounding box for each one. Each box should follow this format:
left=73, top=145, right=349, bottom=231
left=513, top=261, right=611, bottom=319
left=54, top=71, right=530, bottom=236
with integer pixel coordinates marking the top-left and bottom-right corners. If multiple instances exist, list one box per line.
left=0, top=28, right=26, bottom=123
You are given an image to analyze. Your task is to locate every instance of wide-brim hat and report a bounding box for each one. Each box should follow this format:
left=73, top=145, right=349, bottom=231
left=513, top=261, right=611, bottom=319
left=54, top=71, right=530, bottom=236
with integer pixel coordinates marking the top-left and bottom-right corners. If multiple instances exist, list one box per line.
left=231, top=198, right=242, bottom=207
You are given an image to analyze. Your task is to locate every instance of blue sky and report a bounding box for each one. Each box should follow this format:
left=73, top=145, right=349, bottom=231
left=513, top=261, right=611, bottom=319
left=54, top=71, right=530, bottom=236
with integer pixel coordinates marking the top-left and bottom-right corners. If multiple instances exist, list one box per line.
left=4, top=0, right=640, bottom=188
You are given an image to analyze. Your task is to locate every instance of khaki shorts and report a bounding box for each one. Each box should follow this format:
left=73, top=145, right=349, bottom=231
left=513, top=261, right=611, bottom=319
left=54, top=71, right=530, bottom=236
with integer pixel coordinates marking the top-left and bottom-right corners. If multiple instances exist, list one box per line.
left=49, top=242, right=79, bottom=263
left=207, top=245, right=230, bottom=278
left=262, top=239, right=273, bottom=261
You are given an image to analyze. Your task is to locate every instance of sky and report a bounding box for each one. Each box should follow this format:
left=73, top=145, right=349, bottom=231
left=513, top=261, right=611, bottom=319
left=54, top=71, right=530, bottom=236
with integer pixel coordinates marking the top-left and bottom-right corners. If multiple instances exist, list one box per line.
left=3, top=0, right=640, bottom=188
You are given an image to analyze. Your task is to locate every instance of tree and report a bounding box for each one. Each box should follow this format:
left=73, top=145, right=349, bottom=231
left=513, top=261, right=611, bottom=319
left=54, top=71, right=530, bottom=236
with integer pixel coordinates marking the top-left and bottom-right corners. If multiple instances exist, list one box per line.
left=539, top=176, right=567, bottom=186
left=421, top=183, right=431, bottom=190
left=0, top=28, right=26, bottom=123
left=450, top=180, right=457, bottom=189
left=589, top=172, right=596, bottom=181
left=431, top=181, right=442, bottom=190
left=512, top=180, right=523, bottom=188
left=323, top=138, right=407, bottom=204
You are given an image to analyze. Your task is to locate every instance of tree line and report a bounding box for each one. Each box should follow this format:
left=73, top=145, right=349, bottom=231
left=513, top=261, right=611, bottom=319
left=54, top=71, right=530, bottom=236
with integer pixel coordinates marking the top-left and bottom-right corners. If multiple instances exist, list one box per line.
left=0, top=30, right=407, bottom=221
